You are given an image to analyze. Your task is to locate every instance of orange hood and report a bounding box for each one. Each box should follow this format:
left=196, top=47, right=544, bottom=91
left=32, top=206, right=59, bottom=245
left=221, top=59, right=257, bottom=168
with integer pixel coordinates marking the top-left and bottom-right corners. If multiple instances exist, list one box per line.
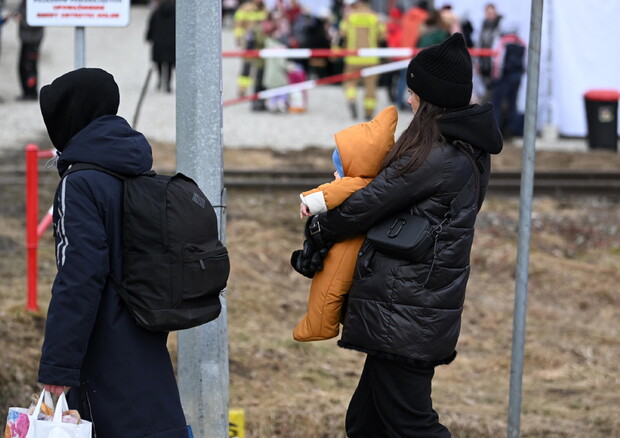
left=334, top=106, right=398, bottom=178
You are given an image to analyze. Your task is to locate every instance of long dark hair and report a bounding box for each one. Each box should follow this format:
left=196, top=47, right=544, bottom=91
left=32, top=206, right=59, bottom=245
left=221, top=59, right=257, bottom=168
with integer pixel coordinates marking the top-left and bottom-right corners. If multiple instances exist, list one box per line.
left=381, top=100, right=446, bottom=175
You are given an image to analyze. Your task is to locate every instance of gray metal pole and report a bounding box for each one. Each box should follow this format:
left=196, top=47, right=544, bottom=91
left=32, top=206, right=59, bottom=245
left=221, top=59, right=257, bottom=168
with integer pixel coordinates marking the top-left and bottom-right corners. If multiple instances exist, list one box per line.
left=507, top=0, right=544, bottom=437
left=176, top=1, right=228, bottom=437
left=74, top=26, right=85, bottom=69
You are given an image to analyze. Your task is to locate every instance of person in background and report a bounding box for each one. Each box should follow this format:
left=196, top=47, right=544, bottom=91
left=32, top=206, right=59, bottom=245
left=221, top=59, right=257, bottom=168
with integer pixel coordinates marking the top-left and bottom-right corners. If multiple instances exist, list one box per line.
left=395, top=1, right=429, bottom=110
left=384, top=6, right=404, bottom=107
left=37, top=68, right=192, bottom=438
left=146, top=0, right=176, bottom=93
left=0, top=2, right=8, bottom=101
left=340, top=0, right=385, bottom=120
left=0, top=0, right=5, bottom=61
left=477, top=3, right=502, bottom=100
left=233, top=0, right=268, bottom=107
left=385, top=6, right=403, bottom=52
left=304, top=11, right=333, bottom=79
left=271, top=0, right=293, bottom=46
left=400, top=1, right=429, bottom=50
left=15, top=0, right=44, bottom=101
left=491, top=21, right=526, bottom=138
left=262, top=18, right=289, bottom=113
left=460, top=13, right=475, bottom=48
left=417, top=8, right=450, bottom=48
left=286, top=61, right=308, bottom=113
left=290, top=7, right=312, bottom=72
left=439, top=4, right=461, bottom=35
left=296, top=33, right=503, bottom=437
left=283, top=0, right=302, bottom=35
left=222, top=0, right=239, bottom=28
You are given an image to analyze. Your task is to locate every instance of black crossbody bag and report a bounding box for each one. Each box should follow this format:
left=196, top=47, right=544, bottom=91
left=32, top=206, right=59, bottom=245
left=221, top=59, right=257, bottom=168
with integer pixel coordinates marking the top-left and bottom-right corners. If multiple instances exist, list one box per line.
left=367, top=153, right=482, bottom=262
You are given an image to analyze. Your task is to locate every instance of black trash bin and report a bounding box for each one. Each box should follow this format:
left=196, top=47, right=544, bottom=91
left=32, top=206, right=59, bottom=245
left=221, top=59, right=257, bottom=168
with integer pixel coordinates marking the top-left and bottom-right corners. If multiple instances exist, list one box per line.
left=583, top=89, right=619, bottom=151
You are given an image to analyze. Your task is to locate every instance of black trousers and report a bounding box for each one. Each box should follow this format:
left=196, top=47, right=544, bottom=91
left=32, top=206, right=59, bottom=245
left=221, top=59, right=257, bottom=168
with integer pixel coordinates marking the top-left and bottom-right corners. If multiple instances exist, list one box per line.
left=156, top=61, right=175, bottom=92
left=492, top=72, right=523, bottom=135
left=19, top=42, right=40, bottom=98
left=345, top=355, right=451, bottom=438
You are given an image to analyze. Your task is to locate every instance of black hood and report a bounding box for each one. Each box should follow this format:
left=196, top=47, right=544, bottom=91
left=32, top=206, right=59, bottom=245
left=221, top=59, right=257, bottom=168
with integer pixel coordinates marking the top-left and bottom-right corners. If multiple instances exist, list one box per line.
left=56, top=115, right=152, bottom=177
left=439, top=103, right=504, bottom=155
left=40, top=68, right=120, bottom=152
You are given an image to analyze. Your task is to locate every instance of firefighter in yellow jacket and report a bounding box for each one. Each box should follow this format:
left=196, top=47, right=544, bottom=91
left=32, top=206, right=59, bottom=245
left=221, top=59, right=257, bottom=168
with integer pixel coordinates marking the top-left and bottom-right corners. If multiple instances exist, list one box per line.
left=340, top=0, right=386, bottom=120
left=233, top=0, right=268, bottom=105
left=294, top=106, right=398, bottom=342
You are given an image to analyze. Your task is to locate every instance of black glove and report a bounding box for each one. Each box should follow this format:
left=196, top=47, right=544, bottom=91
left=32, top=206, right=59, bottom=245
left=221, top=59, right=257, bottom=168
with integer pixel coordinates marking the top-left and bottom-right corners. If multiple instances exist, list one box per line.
left=304, top=215, right=324, bottom=246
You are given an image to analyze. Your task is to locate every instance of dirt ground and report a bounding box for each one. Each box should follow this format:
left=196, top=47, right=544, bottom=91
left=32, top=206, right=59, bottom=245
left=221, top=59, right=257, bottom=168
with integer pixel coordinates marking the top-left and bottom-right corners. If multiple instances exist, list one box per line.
left=1, top=142, right=619, bottom=437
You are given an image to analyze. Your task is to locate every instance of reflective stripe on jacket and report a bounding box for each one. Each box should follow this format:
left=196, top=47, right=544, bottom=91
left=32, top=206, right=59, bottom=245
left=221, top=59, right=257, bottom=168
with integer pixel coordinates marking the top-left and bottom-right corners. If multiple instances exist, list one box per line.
left=340, top=9, right=385, bottom=65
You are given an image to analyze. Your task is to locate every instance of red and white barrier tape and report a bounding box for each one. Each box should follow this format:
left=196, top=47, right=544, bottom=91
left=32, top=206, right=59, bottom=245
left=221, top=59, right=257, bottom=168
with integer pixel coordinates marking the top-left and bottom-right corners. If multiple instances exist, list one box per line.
left=222, top=47, right=496, bottom=59
left=223, top=59, right=409, bottom=106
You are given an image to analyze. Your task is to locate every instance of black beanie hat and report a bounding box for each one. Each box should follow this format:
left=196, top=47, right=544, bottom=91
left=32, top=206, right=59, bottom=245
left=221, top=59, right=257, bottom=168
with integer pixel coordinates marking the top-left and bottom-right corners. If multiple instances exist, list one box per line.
left=406, top=33, right=472, bottom=108
left=40, top=68, right=120, bottom=152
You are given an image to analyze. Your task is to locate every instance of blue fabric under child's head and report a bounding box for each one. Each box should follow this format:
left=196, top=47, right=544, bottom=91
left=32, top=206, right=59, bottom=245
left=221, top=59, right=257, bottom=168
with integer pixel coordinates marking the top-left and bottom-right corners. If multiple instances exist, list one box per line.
left=332, top=148, right=344, bottom=177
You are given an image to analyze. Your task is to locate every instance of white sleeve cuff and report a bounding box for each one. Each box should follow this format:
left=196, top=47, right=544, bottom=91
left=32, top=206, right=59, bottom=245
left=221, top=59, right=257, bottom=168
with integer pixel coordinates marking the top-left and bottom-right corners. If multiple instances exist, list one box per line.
left=301, top=191, right=328, bottom=215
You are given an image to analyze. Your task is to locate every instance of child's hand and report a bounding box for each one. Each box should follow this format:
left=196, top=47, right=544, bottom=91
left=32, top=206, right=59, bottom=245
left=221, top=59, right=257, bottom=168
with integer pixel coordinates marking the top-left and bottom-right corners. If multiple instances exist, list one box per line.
left=299, top=202, right=312, bottom=219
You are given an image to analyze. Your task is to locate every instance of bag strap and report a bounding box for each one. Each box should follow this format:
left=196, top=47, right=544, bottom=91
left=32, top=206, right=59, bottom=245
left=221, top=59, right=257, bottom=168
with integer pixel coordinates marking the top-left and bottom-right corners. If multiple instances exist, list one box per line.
left=60, top=162, right=136, bottom=298
left=446, top=146, right=485, bottom=218
left=422, top=149, right=484, bottom=285
left=433, top=148, right=485, bottom=236
left=445, top=171, right=476, bottom=220
left=62, top=162, right=126, bottom=180
left=30, top=390, right=68, bottom=424
left=31, top=389, right=53, bottom=418
left=62, top=162, right=156, bottom=179
left=53, top=392, right=69, bottom=423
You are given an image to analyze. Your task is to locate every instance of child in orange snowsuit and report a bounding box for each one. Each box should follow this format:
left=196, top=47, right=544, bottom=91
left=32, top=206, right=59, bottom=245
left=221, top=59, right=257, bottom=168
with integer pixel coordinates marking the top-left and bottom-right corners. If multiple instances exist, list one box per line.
left=294, top=106, right=398, bottom=341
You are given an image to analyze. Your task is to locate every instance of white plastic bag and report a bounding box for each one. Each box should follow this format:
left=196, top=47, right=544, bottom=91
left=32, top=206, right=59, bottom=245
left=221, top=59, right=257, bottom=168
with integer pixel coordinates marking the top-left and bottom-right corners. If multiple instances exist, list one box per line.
left=27, top=390, right=92, bottom=438
left=5, top=391, right=53, bottom=438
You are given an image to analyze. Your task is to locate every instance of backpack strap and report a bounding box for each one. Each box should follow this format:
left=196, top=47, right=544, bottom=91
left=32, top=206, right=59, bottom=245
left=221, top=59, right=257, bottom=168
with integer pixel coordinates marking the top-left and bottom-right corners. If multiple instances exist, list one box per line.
left=62, top=162, right=126, bottom=180
left=60, top=163, right=136, bottom=293
left=62, top=163, right=156, bottom=179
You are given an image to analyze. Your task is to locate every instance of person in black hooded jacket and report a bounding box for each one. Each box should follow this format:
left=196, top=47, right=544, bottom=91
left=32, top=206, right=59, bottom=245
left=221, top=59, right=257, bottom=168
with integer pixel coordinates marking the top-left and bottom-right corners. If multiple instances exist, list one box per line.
left=296, top=33, right=503, bottom=437
left=146, top=0, right=176, bottom=93
left=37, top=68, right=192, bottom=438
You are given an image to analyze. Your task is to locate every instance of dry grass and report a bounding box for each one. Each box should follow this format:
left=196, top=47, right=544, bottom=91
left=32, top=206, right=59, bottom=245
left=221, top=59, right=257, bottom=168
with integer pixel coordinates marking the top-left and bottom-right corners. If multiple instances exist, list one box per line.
left=1, top=143, right=619, bottom=437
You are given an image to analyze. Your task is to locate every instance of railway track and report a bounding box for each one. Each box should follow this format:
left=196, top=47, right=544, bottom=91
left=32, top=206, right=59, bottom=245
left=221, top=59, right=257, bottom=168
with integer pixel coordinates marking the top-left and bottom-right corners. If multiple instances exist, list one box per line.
left=1, top=166, right=619, bottom=197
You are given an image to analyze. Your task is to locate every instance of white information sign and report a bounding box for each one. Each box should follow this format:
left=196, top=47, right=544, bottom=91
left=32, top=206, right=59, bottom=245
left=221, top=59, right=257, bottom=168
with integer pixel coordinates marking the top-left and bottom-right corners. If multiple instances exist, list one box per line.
left=27, top=0, right=131, bottom=27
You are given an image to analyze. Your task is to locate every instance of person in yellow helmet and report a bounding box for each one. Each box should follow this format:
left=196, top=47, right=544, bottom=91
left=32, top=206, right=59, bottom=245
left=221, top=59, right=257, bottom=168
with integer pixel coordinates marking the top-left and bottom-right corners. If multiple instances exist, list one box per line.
left=340, top=0, right=386, bottom=120
left=233, top=0, right=268, bottom=108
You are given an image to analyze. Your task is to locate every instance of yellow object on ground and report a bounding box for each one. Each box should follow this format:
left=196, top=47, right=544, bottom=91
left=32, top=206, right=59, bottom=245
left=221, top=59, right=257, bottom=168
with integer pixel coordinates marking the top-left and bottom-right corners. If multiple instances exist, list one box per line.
left=229, top=409, right=245, bottom=438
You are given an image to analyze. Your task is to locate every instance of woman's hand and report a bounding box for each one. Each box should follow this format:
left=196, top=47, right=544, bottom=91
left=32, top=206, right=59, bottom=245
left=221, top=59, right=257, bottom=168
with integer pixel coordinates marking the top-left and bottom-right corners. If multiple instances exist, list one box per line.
left=299, top=202, right=312, bottom=219
left=43, top=384, right=68, bottom=395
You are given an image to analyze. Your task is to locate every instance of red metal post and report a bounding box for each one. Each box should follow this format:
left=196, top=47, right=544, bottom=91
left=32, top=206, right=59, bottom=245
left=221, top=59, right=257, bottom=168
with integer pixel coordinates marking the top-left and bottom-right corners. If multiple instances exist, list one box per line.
left=25, top=144, right=40, bottom=312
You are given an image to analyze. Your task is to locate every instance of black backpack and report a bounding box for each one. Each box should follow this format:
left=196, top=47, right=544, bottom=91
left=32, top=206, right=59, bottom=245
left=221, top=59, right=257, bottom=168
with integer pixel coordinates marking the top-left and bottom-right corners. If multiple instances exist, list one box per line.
left=64, top=163, right=230, bottom=332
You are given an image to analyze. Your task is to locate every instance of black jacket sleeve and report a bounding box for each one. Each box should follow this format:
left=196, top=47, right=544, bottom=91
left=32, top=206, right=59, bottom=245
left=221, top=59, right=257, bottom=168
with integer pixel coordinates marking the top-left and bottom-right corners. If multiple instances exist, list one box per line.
left=38, top=176, right=109, bottom=387
left=318, top=148, right=447, bottom=242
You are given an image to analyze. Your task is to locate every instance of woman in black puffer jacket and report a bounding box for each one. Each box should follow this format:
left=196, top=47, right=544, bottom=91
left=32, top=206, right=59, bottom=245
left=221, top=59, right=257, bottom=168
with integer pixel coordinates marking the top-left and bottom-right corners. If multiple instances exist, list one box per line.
left=309, top=33, right=503, bottom=437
